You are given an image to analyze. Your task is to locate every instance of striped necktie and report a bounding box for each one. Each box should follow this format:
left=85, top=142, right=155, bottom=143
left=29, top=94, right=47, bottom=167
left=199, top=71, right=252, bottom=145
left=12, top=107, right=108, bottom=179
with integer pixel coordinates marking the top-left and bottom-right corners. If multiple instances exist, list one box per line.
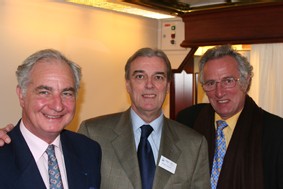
left=210, top=120, right=228, bottom=189
left=46, top=144, right=64, bottom=189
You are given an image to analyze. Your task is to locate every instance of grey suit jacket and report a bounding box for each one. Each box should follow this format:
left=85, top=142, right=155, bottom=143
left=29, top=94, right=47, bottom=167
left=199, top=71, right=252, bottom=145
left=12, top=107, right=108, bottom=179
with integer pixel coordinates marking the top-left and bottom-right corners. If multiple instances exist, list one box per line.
left=78, top=108, right=210, bottom=189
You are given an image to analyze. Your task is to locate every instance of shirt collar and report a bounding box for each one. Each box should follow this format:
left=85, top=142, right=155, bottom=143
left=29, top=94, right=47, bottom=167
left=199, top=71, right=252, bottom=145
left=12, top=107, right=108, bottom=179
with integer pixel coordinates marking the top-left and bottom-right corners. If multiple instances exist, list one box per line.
left=20, top=120, right=62, bottom=162
left=215, top=110, right=242, bottom=130
left=130, top=108, right=163, bottom=134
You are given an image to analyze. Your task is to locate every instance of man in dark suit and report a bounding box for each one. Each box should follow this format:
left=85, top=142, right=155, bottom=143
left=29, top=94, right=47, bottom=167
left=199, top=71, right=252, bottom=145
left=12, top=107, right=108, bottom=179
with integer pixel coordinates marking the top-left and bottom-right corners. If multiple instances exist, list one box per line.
left=176, top=45, right=283, bottom=189
left=0, top=49, right=101, bottom=189
left=79, top=48, right=210, bottom=189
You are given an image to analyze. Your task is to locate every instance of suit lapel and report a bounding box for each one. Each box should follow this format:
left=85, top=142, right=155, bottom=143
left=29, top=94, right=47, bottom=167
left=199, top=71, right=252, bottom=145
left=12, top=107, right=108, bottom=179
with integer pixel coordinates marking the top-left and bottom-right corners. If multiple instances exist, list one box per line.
left=61, top=132, right=88, bottom=189
left=11, top=124, right=46, bottom=188
left=111, top=109, right=142, bottom=189
left=153, top=118, right=181, bottom=189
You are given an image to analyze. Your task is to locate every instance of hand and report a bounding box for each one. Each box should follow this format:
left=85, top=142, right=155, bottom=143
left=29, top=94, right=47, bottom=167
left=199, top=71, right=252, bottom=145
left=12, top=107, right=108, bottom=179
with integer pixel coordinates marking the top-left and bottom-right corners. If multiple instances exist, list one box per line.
left=0, top=124, right=14, bottom=146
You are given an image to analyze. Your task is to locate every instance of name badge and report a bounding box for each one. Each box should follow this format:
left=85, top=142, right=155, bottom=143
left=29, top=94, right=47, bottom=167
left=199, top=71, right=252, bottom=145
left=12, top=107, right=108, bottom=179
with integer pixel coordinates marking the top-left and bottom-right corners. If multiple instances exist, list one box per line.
left=158, top=155, right=177, bottom=174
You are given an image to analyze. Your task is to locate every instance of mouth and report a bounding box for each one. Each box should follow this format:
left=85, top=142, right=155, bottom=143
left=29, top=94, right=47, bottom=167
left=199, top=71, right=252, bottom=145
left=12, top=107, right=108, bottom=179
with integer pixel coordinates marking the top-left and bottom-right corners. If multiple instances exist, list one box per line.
left=43, top=114, right=64, bottom=119
left=217, top=99, right=229, bottom=104
left=142, top=94, right=156, bottom=98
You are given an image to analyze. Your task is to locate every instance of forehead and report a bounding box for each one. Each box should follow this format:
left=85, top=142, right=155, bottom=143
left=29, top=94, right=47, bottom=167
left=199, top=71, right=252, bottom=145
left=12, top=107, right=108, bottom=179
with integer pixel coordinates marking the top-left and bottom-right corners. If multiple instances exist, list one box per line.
left=29, top=59, right=75, bottom=85
left=204, top=56, right=239, bottom=75
left=130, top=56, right=167, bottom=73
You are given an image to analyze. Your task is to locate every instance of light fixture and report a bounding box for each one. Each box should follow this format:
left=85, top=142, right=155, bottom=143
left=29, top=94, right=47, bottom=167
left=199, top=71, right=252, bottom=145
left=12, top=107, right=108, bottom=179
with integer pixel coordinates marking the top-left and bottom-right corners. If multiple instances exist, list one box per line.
left=66, top=0, right=175, bottom=19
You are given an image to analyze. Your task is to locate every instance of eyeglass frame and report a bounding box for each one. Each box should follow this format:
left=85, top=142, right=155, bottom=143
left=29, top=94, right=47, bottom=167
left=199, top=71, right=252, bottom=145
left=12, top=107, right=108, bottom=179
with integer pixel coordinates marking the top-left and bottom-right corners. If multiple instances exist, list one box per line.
left=201, top=77, right=240, bottom=92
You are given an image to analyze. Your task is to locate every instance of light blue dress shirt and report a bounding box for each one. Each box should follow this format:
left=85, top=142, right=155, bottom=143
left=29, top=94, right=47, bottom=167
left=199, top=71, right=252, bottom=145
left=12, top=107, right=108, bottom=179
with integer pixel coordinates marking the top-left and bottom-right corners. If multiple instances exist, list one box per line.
left=130, top=108, right=163, bottom=164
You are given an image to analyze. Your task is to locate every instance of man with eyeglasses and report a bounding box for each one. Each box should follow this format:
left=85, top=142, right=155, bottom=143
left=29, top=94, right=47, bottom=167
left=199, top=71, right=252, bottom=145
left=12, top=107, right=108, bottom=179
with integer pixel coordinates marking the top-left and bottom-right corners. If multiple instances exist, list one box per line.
left=176, top=45, right=283, bottom=189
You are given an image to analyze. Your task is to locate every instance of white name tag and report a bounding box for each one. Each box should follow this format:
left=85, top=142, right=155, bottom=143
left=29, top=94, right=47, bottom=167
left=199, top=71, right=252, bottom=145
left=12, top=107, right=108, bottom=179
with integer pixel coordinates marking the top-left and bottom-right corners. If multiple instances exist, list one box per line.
left=158, top=155, right=177, bottom=174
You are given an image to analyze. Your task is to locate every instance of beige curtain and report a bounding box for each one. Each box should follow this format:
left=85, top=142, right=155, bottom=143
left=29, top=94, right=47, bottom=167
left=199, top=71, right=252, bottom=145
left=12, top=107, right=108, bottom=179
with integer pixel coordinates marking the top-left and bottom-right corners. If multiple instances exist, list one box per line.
left=249, top=43, right=283, bottom=118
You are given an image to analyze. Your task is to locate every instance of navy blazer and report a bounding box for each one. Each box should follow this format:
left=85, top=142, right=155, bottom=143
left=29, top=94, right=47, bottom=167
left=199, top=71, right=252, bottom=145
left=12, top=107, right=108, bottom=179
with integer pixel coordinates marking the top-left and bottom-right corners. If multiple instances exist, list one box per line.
left=0, top=121, right=102, bottom=189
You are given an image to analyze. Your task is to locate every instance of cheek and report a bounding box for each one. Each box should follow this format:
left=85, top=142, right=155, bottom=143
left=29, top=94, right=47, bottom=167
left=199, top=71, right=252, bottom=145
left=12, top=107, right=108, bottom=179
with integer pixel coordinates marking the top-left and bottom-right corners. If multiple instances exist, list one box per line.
left=205, top=91, right=214, bottom=99
left=23, top=96, right=46, bottom=110
left=63, top=99, right=76, bottom=111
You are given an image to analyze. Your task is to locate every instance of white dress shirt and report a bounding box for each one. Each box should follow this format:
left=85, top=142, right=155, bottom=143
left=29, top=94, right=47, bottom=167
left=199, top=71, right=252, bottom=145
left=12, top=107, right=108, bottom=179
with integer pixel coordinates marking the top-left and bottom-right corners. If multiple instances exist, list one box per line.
left=20, top=121, right=69, bottom=189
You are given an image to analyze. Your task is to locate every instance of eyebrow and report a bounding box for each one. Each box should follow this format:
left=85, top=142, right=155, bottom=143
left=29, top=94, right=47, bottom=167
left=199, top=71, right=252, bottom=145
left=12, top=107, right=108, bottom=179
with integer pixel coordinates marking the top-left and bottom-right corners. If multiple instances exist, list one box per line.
left=132, top=70, right=144, bottom=75
left=35, top=85, right=52, bottom=91
left=132, top=70, right=166, bottom=76
left=35, top=85, right=75, bottom=93
left=63, top=87, right=76, bottom=93
left=155, top=72, right=166, bottom=76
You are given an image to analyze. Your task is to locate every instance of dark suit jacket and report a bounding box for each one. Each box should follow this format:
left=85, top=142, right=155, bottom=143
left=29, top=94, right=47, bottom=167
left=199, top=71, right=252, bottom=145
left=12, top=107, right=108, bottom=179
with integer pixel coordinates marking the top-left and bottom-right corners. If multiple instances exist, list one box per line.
left=78, top=108, right=211, bottom=189
left=176, top=97, right=283, bottom=189
left=0, top=121, right=102, bottom=189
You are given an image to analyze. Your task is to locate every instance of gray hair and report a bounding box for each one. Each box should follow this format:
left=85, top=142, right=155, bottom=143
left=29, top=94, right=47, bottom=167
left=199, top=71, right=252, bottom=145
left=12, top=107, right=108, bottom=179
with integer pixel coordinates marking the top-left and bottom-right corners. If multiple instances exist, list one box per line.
left=199, top=45, right=253, bottom=91
left=16, top=49, right=82, bottom=95
left=124, top=47, right=172, bottom=81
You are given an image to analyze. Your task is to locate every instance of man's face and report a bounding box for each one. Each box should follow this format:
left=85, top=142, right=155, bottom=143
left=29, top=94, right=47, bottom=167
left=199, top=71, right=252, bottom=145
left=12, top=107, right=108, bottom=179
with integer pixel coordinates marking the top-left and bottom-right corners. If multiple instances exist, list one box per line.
left=17, top=59, right=76, bottom=143
left=126, top=56, right=170, bottom=122
left=203, top=55, right=247, bottom=120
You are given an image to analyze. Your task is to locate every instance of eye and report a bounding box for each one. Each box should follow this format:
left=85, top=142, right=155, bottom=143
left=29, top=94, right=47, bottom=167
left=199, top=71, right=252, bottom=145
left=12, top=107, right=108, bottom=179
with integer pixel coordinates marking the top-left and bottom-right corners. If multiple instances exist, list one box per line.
left=204, top=80, right=216, bottom=86
left=134, top=74, right=145, bottom=79
left=223, top=77, right=235, bottom=85
left=62, top=91, right=75, bottom=98
left=154, top=75, right=165, bottom=81
left=38, top=90, right=50, bottom=95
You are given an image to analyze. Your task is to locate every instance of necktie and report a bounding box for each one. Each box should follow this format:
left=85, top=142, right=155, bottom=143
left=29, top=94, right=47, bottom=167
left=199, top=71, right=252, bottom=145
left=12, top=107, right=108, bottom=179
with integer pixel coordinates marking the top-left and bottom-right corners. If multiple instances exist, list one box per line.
left=138, top=125, right=156, bottom=189
left=211, top=120, right=228, bottom=189
left=46, top=144, right=64, bottom=189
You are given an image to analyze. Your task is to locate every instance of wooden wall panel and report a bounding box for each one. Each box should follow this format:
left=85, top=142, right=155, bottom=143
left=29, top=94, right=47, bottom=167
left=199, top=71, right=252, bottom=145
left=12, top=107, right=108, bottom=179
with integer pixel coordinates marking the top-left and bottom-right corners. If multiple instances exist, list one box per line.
left=181, top=2, right=283, bottom=47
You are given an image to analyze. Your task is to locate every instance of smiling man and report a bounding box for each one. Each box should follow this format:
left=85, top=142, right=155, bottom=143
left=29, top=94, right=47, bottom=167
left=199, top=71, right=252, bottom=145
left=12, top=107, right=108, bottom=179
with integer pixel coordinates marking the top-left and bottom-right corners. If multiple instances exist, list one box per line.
left=176, top=45, right=283, bottom=189
left=0, top=47, right=210, bottom=189
left=0, top=49, right=101, bottom=189
left=78, top=47, right=210, bottom=189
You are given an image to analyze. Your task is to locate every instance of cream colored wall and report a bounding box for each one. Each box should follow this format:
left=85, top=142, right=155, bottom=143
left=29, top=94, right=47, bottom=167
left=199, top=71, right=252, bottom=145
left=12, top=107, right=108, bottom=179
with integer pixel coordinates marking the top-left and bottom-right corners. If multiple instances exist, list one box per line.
left=0, top=0, right=166, bottom=131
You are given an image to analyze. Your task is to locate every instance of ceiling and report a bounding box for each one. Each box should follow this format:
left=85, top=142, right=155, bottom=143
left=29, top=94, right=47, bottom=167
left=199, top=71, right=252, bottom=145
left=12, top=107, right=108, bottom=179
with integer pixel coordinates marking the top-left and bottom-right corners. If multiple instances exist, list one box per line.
left=65, top=0, right=283, bottom=19
left=123, top=0, right=283, bottom=16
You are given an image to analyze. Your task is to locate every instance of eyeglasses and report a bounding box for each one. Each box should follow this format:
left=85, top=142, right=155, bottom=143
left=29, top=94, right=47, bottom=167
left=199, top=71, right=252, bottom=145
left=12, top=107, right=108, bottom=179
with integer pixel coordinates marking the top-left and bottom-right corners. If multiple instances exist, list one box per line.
left=202, top=77, right=240, bottom=92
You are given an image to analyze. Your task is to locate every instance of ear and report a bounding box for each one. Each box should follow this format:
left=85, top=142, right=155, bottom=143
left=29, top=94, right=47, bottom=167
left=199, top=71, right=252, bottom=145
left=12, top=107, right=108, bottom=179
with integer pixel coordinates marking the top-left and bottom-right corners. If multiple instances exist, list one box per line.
left=16, top=85, right=25, bottom=108
left=245, top=75, right=252, bottom=92
left=125, top=79, right=131, bottom=93
left=166, top=81, right=170, bottom=93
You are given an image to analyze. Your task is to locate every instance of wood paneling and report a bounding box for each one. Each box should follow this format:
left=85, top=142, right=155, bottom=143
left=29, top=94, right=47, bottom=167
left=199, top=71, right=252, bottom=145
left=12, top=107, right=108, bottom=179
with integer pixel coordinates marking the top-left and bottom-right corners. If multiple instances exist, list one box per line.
left=181, top=2, right=283, bottom=47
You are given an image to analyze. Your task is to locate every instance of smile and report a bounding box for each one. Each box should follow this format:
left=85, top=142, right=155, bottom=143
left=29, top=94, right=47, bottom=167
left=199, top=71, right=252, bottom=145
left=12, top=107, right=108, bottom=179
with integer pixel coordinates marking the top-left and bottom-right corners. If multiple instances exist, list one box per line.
left=142, top=94, right=156, bottom=98
left=217, top=100, right=229, bottom=104
left=44, top=114, right=63, bottom=119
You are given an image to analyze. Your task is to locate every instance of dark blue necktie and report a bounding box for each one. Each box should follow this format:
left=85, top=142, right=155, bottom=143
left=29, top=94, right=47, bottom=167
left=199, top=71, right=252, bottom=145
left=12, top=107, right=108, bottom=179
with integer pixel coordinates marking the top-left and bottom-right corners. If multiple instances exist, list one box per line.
left=138, top=125, right=156, bottom=189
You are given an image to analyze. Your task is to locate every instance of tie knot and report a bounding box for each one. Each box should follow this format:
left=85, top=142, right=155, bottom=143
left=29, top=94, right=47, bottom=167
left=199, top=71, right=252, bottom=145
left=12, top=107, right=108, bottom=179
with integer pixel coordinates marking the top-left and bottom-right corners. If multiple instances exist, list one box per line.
left=216, top=120, right=228, bottom=130
left=46, top=144, right=55, bottom=156
left=140, top=125, right=153, bottom=139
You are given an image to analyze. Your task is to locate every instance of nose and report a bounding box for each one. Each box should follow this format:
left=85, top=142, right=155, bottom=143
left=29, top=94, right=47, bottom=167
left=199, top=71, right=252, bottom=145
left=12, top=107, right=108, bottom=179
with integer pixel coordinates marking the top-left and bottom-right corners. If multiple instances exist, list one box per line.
left=49, top=95, right=64, bottom=112
left=145, top=77, right=154, bottom=88
left=215, top=82, right=225, bottom=97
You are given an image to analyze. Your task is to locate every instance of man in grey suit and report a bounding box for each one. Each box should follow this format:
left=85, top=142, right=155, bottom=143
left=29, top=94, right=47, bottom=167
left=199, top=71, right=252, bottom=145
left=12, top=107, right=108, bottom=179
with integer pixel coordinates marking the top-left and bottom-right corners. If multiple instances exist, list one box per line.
left=79, top=47, right=210, bottom=189
left=0, top=47, right=210, bottom=189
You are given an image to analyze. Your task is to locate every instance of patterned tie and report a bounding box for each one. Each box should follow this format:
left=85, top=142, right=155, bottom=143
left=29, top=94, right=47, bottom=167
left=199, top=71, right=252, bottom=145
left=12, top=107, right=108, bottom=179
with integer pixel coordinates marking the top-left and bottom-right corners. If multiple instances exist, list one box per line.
left=211, top=120, right=228, bottom=189
left=137, top=125, right=156, bottom=189
left=46, top=144, right=64, bottom=189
